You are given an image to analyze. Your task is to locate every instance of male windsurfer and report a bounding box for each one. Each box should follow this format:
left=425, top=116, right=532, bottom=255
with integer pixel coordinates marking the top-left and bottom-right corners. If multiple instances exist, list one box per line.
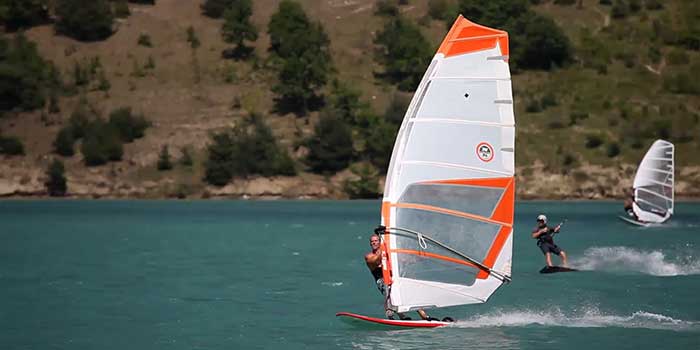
left=623, top=188, right=638, bottom=220
left=531, top=214, right=568, bottom=267
left=365, top=225, right=435, bottom=321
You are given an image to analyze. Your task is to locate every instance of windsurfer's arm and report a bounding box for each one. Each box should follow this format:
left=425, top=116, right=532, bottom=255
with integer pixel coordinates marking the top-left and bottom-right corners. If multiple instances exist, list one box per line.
left=365, top=251, right=381, bottom=270
left=531, top=227, right=547, bottom=239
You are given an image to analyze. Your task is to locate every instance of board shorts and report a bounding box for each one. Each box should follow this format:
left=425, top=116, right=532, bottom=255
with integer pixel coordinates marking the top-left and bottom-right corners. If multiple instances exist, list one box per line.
left=375, top=278, right=387, bottom=296
left=538, top=242, right=562, bottom=255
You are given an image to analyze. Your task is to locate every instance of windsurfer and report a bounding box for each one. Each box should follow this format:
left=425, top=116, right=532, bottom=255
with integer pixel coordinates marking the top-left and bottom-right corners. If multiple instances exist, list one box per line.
left=623, top=188, right=638, bottom=220
left=365, top=226, right=435, bottom=321
left=531, top=215, right=567, bottom=267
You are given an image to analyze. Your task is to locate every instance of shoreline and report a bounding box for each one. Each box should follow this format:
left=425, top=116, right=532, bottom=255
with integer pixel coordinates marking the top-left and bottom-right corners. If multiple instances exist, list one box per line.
left=1, top=196, right=699, bottom=202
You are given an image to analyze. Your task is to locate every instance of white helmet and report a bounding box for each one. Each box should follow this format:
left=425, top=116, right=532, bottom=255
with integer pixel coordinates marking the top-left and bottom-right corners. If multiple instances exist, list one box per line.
left=537, top=214, right=547, bottom=223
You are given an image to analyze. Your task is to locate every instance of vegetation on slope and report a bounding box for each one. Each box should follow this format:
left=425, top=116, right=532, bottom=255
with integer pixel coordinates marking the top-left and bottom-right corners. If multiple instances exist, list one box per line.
left=0, top=0, right=698, bottom=198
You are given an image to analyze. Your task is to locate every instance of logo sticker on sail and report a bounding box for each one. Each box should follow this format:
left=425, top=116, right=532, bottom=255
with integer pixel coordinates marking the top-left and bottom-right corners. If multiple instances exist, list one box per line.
left=476, top=142, right=494, bottom=162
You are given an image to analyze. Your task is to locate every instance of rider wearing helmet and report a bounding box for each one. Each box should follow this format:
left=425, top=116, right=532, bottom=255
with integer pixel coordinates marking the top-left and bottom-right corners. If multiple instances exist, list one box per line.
left=531, top=214, right=568, bottom=267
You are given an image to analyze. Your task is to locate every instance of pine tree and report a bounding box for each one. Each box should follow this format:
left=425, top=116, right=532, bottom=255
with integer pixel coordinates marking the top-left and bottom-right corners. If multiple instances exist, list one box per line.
left=201, top=0, right=233, bottom=18
left=180, top=146, right=193, bottom=167
left=45, top=159, right=67, bottom=196
left=55, top=0, right=114, bottom=41
left=374, top=17, right=432, bottom=91
left=53, top=126, right=75, bottom=156
left=221, top=0, right=257, bottom=59
left=0, top=0, right=49, bottom=31
left=305, top=110, right=354, bottom=174
left=268, top=1, right=331, bottom=114
left=157, top=145, right=173, bottom=171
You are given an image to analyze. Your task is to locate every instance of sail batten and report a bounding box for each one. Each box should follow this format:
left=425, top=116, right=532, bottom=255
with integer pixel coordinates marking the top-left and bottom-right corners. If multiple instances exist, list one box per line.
left=409, top=118, right=515, bottom=127
left=399, top=160, right=512, bottom=175
left=381, top=16, right=514, bottom=313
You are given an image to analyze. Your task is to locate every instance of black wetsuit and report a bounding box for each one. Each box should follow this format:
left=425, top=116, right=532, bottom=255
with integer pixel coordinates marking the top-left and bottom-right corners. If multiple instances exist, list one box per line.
left=535, top=225, right=562, bottom=255
left=371, top=266, right=386, bottom=295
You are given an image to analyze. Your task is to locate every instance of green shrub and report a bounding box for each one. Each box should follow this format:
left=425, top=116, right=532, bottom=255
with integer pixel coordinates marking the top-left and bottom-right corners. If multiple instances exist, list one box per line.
left=268, top=1, right=332, bottom=114
left=547, top=121, right=565, bottom=129
left=667, top=49, right=689, bottom=65
left=107, top=107, right=150, bottom=142
left=585, top=134, right=604, bottom=148
left=0, top=0, right=50, bottom=31
left=203, top=132, right=235, bottom=186
left=570, top=111, right=589, bottom=125
left=364, top=120, right=398, bottom=172
left=664, top=72, right=700, bottom=95
left=645, top=0, right=662, bottom=10
left=186, top=26, right=200, bottom=49
left=55, top=0, right=114, bottom=41
left=180, top=146, right=193, bottom=166
left=53, top=126, right=75, bottom=156
left=383, top=93, right=410, bottom=127
left=204, top=114, right=296, bottom=186
left=0, top=34, right=56, bottom=112
left=81, top=120, right=123, bottom=166
left=540, top=93, right=558, bottom=109
left=114, top=0, right=130, bottom=18
left=606, top=142, right=621, bottom=157
left=427, top=0, right=449, bottom=20
left=375, top=0, right=399, bottom=17
left=0, top=135, right=24, bottom=155
left=137, top=33, right=152, bottom=47
left=201, top=0, right=233, bottom=18
left=611, top=0, right=629, bottom=19
left=221, top=0, right=257, bottom=60
left=525, top=99, right=542, bottom=113
left=157, top=145, right=173, bottom=171
left=45, top=159, right=67, bottom=196
left=305, top=110, right=354, bottom=174
left=648, top=46, right=661, bottom=64
left=562, top=153, right=576, bottom=167
left=144, top=56, right=155, bottom=70
left=374, top=17, right=432, bottom=91
left=344, top=164, right=381, bottom=199
left=629, top=0, right=641, bottom=13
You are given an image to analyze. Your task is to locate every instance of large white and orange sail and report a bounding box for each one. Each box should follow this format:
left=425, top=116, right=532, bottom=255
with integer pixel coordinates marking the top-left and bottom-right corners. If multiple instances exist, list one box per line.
left=632, top=139, right=674, bottom=223
left=379, top=16, right=514, bottom=313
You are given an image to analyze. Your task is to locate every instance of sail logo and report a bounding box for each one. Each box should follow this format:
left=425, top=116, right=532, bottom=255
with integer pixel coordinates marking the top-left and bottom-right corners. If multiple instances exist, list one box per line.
left=476, top=142, right=494, bottom=162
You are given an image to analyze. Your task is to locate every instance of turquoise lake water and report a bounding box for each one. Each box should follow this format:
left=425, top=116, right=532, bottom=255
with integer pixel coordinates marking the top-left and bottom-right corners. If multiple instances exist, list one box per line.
left=0, top=200, right=698, bottom=349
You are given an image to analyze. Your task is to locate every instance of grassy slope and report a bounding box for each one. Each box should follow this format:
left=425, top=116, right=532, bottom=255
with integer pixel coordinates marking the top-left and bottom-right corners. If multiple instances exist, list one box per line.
left=1, top=0, right=698, bottom=198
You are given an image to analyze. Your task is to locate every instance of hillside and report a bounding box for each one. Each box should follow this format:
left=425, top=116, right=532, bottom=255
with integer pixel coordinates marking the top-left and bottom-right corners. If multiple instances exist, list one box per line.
left=0, top=0, right=699, bottom=199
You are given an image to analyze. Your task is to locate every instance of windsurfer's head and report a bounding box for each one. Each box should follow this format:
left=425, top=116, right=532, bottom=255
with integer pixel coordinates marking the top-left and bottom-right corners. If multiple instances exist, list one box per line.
left=369, top=234, right=381, bottom=250
left=537, top=214, right=547, bottom=225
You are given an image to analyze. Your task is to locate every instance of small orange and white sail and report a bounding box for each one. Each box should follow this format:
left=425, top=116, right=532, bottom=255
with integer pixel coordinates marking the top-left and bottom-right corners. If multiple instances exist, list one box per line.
left=380, top=16, right=514, bottom=313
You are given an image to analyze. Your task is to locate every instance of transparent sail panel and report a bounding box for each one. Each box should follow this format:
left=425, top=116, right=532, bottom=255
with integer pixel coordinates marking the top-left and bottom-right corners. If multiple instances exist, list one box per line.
left=394, top=208, right=500, bottom=285
left=396, top=251, right=478, bottom=286
left=636, top=185, right=672, bottom=215
left=398, top=183, right=503, bottom=218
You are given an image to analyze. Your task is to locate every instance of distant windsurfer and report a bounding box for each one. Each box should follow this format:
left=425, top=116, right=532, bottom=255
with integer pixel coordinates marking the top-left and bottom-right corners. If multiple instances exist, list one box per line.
left=531, top=215, right=568, bottom=267
left=365, top=225, right=435, bottom=321
left=623, top=188, right=639, bottom=221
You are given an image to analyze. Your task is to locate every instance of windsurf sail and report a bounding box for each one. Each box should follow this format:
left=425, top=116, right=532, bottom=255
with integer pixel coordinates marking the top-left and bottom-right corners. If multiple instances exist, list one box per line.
left=632, top=139, right=674, bottom=223
left=379, top=15, right=514, bottom=313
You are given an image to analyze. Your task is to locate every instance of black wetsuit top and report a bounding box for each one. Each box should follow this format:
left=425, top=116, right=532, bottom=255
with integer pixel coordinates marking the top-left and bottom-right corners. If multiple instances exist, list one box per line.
left=371, top=266, right=383, bottom=281
left=535, top=225, right=555, bottom=246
